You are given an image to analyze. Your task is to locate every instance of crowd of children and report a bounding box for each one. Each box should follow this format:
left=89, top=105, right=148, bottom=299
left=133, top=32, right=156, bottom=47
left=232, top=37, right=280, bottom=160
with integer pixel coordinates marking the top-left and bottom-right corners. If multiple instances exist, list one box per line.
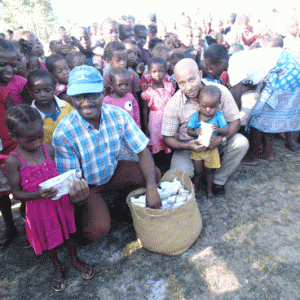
left=1, top=9, right=300, bottom=291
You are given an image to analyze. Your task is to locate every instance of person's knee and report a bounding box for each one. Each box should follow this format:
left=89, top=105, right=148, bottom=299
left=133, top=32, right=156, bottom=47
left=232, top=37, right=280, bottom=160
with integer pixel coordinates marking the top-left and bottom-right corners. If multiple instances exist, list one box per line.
left=230, top=133, right=249, bottom=154
left=83, top=221, right=111, bottom=241
left=170, top=151, right=194, bottom=178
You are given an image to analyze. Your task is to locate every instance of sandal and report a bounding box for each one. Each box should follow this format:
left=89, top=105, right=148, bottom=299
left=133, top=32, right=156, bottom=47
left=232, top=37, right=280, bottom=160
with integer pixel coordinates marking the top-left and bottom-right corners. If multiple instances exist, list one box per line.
left=51, top=268, right=66, bottom=292
left=51, top=277, right=66, bottom=292
left=81, top=265, right=95, bottom=280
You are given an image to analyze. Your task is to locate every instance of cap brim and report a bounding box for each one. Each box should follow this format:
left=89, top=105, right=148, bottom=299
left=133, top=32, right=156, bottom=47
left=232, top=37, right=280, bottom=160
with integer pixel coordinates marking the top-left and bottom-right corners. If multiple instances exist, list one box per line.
left=67, top=82, right=104, bottom=96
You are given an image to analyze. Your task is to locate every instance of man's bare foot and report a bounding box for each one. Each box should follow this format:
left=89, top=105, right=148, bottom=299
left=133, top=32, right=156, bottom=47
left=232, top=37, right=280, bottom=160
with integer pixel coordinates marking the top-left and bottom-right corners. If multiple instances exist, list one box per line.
left=71, top=258, right=94, bottom=280
left=207, top=191, right=216, bottom=201
left=257, top=152, right=276, bottom=161
left=240, top=155, right=259, bottom=166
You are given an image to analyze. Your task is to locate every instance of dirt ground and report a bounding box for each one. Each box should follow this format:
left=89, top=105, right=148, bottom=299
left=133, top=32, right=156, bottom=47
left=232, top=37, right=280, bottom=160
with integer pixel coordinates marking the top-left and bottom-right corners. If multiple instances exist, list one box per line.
left=1, top=136, right=300, bottom=300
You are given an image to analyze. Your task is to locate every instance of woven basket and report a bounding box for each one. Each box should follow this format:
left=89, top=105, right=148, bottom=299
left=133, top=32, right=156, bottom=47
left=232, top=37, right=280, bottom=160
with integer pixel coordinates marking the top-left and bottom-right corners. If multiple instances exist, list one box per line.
left=127, top=169, right=202, bottom=256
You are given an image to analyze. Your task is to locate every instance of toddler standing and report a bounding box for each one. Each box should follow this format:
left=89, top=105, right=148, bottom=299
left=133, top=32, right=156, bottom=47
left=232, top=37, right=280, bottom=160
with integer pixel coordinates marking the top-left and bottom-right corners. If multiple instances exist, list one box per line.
left=5, top=105, right=93, bottom=291
left=103, top=41, right=140, bottom=99
left=187, top=85, right=229, bottom=200
left=141, top=57, right=175, bottom=170
left=103, top=67, right=140, bottom=128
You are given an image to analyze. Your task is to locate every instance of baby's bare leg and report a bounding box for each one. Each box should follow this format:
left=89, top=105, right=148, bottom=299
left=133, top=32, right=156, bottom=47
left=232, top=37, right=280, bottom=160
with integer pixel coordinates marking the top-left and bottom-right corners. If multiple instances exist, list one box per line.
left=205, top=167, right=215, bottom=200
left=192, top=160, right=204, bottom=192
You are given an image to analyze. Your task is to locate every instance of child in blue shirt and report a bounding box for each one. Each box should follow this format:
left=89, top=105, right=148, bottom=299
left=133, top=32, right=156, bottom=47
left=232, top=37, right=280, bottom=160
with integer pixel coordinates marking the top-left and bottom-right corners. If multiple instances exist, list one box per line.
left=187, top=85, right=229, bottom=200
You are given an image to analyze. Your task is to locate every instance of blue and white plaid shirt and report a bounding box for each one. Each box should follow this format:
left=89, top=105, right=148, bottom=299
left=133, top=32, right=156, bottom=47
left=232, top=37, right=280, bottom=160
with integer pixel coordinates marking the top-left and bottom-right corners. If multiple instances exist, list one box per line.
left=53, top=103, right=149, bottom=185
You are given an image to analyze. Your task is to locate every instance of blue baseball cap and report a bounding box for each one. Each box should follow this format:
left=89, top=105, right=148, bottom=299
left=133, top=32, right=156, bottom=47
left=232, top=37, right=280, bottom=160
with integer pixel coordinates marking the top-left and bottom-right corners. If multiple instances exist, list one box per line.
left=67, top=65, right=104, bottom=96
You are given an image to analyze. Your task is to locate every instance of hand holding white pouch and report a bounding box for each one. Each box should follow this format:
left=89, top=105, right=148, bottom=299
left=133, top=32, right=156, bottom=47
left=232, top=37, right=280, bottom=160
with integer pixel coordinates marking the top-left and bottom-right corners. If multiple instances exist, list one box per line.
left=39, top=170, right=82, bottom=200
left=198, top=121, right=213, bottom=147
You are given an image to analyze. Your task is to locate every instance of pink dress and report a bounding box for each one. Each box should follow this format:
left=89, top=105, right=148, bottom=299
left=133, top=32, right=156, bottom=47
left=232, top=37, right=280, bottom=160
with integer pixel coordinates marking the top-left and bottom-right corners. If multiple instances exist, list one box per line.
left=11, top=144, right=76, bottom=255
left=141, top=82, right=175, bottom=154
left=103, top=93, right=141, bottom=128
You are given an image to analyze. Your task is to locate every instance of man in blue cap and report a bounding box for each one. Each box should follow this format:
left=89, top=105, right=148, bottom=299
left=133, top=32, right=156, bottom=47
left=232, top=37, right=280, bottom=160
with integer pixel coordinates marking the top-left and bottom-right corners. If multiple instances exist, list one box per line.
left=53, top=66, right=161, bottom=242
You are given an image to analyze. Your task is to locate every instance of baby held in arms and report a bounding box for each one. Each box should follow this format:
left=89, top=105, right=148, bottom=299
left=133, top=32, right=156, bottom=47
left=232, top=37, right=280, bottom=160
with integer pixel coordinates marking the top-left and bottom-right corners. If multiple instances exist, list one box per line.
left=187, top=85, right=229, bottom=200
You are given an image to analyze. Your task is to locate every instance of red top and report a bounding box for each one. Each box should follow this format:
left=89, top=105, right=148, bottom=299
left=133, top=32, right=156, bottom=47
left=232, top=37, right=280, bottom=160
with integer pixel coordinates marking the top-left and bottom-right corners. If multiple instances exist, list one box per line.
left=0, top=86, right=17, bottom=164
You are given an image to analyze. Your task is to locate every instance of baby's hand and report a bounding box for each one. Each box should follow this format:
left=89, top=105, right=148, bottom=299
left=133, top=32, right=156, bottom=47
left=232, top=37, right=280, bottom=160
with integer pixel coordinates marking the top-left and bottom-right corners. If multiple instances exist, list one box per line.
left=39, top=187, right=58, bottom=199
left=197, top=128, right=202, bottom=136
left=211, top=123, right=218, bottom=133
left=136, top=62, right=145, bottom=74
left=141, top=83, right=150, bottom=92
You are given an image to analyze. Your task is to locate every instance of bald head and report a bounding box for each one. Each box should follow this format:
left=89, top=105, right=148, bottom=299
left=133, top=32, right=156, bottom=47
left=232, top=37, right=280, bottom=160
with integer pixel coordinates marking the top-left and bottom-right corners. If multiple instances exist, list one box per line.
left=174, top=58, right=199, bottom=79
left=174, top=58, right=203, bottom=101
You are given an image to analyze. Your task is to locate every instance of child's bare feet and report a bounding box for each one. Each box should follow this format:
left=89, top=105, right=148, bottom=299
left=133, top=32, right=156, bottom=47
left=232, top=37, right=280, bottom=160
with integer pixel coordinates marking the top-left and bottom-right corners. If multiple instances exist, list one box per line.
left=51, top=265, right=66, bottom=292
left=71, top=258, right=94, bottom=280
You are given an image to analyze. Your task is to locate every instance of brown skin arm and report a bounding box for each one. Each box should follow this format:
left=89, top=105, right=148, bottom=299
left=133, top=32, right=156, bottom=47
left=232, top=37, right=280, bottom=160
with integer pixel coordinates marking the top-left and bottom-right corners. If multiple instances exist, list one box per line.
left=4, top=95, right=14, bottom=110
left=143, top=99, right=150, bottom=137
left=187, top=127, right=199, bottom=138
left=137, top=147, right=162, bottom=209
left=163, top=136, right=207, bottom=153
left=212, top=124, right=230, bottom=137
left=207, top=119, right=241, bottom=150
left=230, top=82, right=243, bottom=110
left=45, top=145, right=90, bottom=204
left=5, top=154, right=58, bottom=201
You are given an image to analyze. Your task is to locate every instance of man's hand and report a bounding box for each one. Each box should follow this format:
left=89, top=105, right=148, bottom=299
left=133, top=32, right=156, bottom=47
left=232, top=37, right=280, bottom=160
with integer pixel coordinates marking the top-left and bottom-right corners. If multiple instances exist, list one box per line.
left=187, top=139, right=207, bottom=152
left=69, top=178, right=90, bottom=205
left=145, top=184, right=162, bottom=209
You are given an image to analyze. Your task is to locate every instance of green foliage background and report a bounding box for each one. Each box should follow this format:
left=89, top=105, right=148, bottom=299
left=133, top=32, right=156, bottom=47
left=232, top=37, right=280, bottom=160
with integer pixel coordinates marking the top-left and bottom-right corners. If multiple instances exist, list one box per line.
left=0, top=0, right=58, bottom=42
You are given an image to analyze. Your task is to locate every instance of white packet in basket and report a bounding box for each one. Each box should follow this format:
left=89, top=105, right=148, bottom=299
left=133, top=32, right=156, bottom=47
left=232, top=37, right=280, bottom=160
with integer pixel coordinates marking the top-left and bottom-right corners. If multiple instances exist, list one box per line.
left=39, top=169, right=82, bottom=200
left=198, top=121, right=213, bottom=147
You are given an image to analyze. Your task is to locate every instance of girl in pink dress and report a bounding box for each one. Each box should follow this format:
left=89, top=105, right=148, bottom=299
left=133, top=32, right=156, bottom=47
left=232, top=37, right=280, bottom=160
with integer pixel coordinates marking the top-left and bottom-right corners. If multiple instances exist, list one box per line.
left=103, top=67, right=141, bottom=128
left=5, top=105, right=93, bottom=292
left=141, top=57, right=175, bottom=169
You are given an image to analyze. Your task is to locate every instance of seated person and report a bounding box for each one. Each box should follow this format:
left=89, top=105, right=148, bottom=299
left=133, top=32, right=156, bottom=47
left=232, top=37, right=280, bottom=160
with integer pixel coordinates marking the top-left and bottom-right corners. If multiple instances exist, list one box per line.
left=162, top=58, right=249, bottom=197
left=52, top=66, right=162, bottom=242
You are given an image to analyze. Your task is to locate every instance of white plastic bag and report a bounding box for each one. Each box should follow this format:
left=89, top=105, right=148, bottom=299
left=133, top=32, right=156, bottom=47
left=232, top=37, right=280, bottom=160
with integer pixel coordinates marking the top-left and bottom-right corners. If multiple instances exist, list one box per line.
left=39, top=169, right=81, bottom=200
left=198, top=121, right=213, bottom=147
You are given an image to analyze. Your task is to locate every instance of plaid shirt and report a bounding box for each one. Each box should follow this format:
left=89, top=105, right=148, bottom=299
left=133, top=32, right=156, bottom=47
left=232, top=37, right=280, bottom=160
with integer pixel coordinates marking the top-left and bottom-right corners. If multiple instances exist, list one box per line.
left=53, top=104, right=148, bottom=185
left=162, top=80, right=240, bottom=141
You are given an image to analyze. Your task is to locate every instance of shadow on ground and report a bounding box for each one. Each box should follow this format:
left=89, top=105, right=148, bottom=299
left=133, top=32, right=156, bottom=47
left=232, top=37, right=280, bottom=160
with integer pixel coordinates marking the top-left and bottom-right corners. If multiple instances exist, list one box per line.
left=1, top=137, right=300, bottom=300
